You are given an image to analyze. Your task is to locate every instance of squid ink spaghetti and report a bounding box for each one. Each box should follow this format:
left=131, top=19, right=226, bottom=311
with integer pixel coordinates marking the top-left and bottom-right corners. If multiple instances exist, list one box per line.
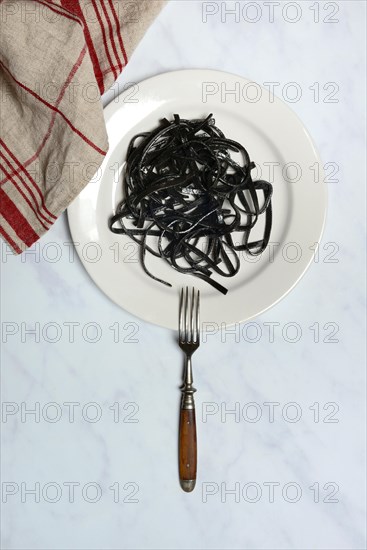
left=109, top=114, right=273, bottom=295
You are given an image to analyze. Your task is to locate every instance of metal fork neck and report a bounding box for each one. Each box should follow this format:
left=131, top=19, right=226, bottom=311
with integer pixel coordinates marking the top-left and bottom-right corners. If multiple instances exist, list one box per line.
left=181, top=355, right=196, bottom=410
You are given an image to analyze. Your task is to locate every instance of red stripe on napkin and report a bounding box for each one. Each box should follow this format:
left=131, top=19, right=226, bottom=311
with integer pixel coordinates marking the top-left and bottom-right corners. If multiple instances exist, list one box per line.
left=0, top=140, right=56, bottom=221
left=0, top=188, right=40, bottom=247
left=61, top=0, right=105, bottom=93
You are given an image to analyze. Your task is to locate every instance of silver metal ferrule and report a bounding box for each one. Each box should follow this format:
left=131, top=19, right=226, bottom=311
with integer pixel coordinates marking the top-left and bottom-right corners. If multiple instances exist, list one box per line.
left=181, top=356, right=196, bottom=410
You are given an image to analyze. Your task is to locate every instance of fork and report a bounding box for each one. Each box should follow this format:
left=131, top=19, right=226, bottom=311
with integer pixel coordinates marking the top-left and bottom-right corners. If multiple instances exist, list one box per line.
left=178, top=287, right=200, bottom=492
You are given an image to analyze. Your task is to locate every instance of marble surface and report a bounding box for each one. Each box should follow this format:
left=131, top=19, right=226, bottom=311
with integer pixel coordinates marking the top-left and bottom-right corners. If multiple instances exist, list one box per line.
left=1, top=1, right=366, bottom=549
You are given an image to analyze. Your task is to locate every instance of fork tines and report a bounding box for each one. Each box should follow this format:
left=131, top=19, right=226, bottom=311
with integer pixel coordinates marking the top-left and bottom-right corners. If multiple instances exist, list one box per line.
left=179, top=287, right=200, bottom=345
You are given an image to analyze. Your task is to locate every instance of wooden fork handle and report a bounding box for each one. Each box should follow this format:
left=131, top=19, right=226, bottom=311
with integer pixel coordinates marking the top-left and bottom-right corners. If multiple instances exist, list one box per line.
left=179, top=406, right=197, bottom=492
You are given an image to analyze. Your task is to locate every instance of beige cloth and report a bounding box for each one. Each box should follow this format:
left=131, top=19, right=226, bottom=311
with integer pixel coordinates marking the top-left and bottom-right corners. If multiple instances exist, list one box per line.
left=0, top=0, right=165, bottom=253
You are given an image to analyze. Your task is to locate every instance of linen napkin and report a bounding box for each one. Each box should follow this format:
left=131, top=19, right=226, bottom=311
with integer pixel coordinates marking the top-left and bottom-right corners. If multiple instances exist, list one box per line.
left=0, top=0, right=165, bottom=253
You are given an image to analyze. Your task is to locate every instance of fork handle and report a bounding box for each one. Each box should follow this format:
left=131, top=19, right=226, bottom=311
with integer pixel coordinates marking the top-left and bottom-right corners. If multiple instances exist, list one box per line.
left=179, top=356, right=197, bottom=492
left=179, top=407, right=197, bottom=492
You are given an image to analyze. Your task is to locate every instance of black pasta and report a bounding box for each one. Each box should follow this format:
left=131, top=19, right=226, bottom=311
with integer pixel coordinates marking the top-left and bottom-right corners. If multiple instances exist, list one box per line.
left=109, top=114, right=273, bottom=295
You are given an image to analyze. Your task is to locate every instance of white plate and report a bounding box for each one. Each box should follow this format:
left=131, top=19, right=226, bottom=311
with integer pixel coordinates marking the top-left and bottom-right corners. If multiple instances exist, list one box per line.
left=68, top=69, right=327, bottom=329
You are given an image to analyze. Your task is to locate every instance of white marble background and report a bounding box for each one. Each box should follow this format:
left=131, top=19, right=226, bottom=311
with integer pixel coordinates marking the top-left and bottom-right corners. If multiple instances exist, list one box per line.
left=1, top=1, right=366, bottom=549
